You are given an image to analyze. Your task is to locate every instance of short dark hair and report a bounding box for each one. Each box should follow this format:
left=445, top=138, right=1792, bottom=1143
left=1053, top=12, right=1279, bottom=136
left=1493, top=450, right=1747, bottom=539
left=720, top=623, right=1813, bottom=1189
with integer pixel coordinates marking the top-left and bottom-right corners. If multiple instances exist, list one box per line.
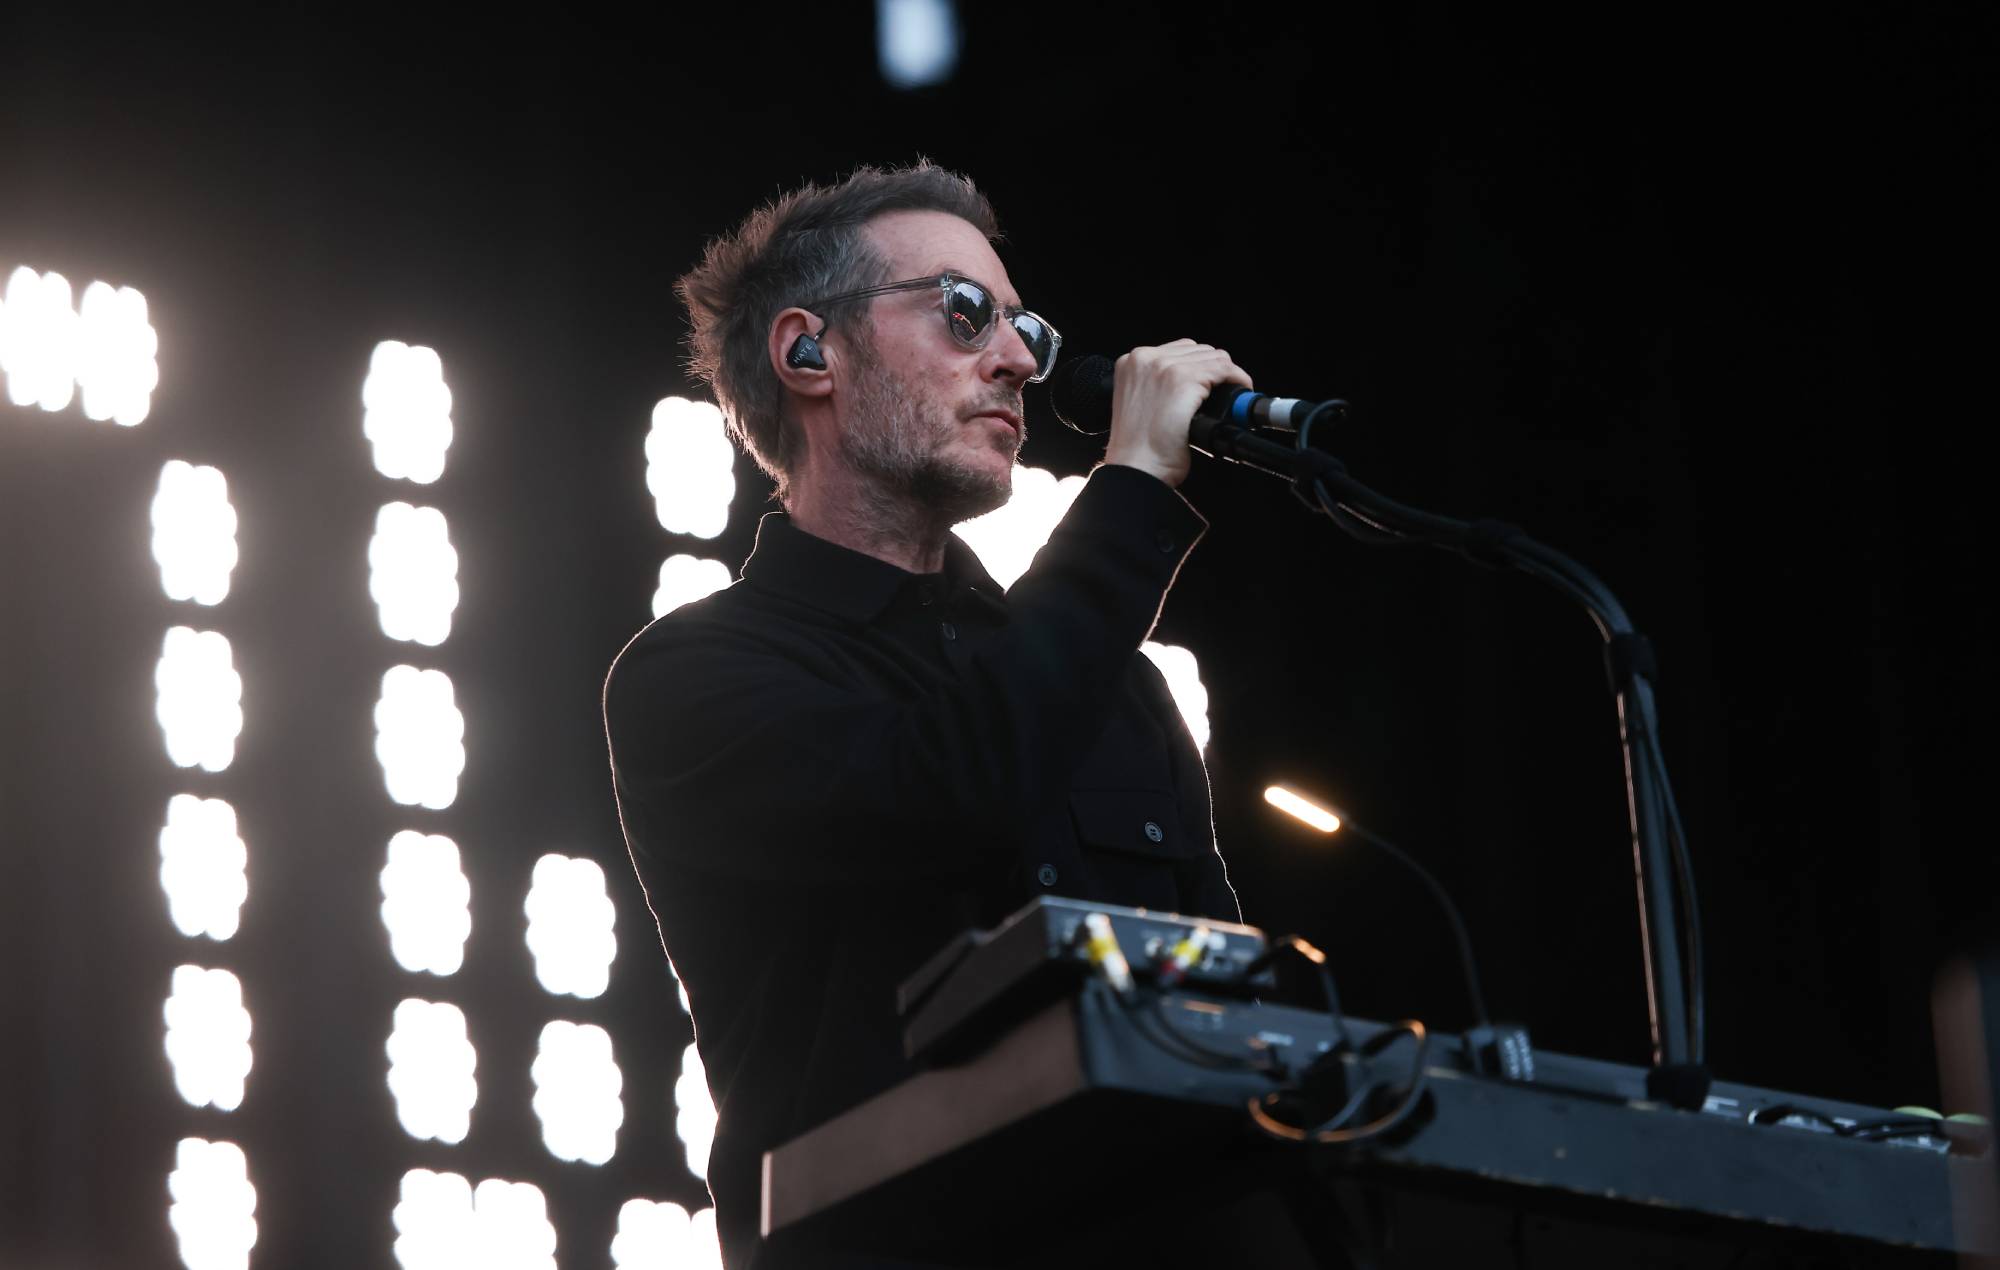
left=675, top=161, right=1001, bottom=501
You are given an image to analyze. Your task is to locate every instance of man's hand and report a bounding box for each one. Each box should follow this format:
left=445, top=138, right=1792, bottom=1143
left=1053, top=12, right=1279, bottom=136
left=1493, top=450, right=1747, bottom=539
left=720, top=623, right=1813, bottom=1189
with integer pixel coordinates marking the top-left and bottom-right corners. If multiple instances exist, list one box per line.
left=1100, top=339, right=1253, bottom=489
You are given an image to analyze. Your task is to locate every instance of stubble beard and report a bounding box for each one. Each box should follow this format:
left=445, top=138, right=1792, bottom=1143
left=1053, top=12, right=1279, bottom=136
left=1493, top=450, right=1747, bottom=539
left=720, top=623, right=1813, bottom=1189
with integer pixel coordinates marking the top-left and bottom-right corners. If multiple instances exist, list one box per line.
left=839, top=338, right=1021, bottom=527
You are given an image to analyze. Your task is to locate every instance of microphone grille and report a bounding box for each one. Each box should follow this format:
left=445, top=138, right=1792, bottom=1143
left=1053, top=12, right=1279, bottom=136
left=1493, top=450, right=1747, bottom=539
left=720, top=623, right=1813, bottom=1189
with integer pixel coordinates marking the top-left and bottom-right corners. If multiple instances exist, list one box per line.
left=1048, top=353, right=1116, bottom=436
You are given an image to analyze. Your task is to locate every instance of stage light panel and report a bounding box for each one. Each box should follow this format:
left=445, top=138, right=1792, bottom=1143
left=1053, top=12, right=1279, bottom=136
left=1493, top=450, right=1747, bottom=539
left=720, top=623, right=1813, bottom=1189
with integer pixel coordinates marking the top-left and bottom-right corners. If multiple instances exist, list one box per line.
left=612, top=1200, right=723, bottom=1270
left=163, top=966, right=253, bottom=1112
left=156, top=628, right=244, bottom=773
left=877, top=0, right=960, bottom=89
left=386, top=998, right=478, bottom=1145
left=1140, top=641, right=1212, bottom=750
left=651, top=554, right=733, bottom=619
left=167, top=1137, right=258, bottom=1270
left=380, top=830, right=471, bottom=976
left=159, top=794, right=248, bottom=941
left=524, top=853, right=615, bottom=999
left=953, top=464, right=1087, bottom=589
left=1, top=266, right=79, bottom=412
left=362, top=341, right=453, bottom=484
left=152, top=461, right=239, bottom=606
left=645, top=396, right=736, bottom=539
left=393, top=1171, right=557, bottom=1270
left=374, top=666, right=466, bottom=810
left=369, top=502, right=460, bottom=646
left=674, top=1042, right=716, bottom=1181
left=76, top=279, right=159, bottom=425
left=530, top=1020, right=624, bottom=1165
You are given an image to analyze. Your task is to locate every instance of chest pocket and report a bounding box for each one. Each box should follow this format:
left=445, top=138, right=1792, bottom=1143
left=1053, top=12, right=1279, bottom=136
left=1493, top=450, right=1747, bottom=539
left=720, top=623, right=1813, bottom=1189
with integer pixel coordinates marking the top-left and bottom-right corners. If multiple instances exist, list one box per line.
left=1068, top=789, right=1191, bottom=861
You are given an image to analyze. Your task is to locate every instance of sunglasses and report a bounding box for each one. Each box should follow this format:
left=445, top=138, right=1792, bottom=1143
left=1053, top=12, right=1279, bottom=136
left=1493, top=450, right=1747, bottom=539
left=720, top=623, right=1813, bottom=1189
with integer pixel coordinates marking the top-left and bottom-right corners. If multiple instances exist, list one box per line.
left=804, top=272, right=1063, bottom=383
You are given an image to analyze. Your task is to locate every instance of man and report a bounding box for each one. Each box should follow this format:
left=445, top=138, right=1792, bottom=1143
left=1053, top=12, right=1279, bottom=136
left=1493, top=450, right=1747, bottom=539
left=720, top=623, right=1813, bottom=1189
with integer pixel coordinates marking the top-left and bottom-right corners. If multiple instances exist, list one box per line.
left=603, top=162, right=1251, bottom=1268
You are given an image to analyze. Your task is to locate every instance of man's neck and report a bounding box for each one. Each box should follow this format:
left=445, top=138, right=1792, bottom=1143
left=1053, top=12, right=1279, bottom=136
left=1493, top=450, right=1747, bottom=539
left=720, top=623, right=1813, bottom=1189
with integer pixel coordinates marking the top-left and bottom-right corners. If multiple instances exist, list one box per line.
left=785, top=468, right=955, bottom=575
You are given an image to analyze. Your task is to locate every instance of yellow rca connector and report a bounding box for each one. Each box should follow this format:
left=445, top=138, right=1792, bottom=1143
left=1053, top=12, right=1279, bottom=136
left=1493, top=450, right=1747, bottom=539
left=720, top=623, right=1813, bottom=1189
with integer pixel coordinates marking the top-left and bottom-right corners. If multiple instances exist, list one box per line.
left=1158, top=925, right=1214, bottom=986
left=1082, top=912, right=1135, bottom=998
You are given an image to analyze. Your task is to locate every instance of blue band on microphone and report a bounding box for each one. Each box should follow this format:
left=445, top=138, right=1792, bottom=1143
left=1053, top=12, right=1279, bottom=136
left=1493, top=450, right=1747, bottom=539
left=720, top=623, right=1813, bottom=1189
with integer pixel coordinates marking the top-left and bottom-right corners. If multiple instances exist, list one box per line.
left=1231, top=391, right=1258, bottom=423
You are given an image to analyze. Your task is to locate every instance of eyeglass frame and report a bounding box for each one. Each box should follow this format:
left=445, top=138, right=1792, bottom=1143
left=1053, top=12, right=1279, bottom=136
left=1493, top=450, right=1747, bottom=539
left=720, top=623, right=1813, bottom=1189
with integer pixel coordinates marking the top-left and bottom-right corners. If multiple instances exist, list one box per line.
left=799, top=272, right=1063, bottom=383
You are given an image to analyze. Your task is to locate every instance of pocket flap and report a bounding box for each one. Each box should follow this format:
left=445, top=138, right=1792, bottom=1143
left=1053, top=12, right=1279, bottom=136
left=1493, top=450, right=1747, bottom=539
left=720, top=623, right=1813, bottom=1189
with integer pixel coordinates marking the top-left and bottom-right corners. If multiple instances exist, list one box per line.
left=1069, top=788, right=1191, bottom=859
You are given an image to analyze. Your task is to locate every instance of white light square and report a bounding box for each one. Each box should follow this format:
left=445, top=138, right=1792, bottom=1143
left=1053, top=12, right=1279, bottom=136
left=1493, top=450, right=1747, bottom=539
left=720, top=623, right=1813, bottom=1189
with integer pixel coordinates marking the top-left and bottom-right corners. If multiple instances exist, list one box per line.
left=646, top=397, right=736, bottom=539
left=386, top=998, right=478, bottom=1144
left=156, top=627, right=244, bottom=772
left=374, top=666, right=466, bottom=810
left=612, top=1199, right=723, bottom=1270
left=0, top=266, right=79, bottom=412
left=152, top=461, right=239, bottom=606
left=524, top=853, right=615, bottom=998
left=392, top=1170, right=557, bottom=1270
left=77, top=279, right=159, bottom=425
left=363, top=341, right=454, bottom=483
left=164, top=966, right=253, bottom=1111
left=380, top=831, right=471, bottom=975
left=168, top=1137, right=258, bottom=1270
left=369, top=502, right=460, bottom=645
left=531, top=1020, right=624, bottom=1165
left=160, top=794, right=248, bottom=940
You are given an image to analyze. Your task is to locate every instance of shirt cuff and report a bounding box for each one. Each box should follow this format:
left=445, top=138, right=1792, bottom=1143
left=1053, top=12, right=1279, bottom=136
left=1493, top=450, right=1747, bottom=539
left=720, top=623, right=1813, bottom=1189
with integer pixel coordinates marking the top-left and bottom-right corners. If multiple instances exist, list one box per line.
left=1074, top=462, right=1208, bottom=572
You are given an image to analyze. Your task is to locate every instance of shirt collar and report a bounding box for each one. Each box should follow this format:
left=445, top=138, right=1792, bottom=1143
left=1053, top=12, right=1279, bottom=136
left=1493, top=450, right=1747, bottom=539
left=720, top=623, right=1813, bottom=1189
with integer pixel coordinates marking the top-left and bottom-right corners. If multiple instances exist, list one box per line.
left=740, top=511, right=1006, bottom=623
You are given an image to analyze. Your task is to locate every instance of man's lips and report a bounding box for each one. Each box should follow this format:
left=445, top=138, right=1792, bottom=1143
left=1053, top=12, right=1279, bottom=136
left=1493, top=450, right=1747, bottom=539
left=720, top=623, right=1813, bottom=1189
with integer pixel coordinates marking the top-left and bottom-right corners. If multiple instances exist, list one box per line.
left=971, top=410, right=1022, bottom=435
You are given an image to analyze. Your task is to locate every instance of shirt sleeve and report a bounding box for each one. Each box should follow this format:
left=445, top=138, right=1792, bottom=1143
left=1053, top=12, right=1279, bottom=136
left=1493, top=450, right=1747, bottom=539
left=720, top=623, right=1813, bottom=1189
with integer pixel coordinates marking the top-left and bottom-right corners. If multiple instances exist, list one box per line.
left=604, top=464, right=1206, bottom=884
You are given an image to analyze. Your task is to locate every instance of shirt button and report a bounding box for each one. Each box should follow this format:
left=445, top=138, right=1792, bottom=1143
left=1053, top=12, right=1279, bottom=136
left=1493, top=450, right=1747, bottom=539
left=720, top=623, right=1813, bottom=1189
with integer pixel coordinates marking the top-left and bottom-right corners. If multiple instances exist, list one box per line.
left=1143, top=821, right=1165, bottom=843
left=1036, top=863, right=1058, bottom=887
left=1153, top=529, right=1178, bottom=555
left=941, top=621, right=957, bottom=641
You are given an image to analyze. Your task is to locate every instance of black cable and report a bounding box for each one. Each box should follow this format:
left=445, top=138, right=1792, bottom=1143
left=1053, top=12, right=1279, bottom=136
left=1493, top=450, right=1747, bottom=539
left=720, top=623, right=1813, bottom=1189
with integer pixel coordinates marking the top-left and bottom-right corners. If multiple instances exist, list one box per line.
left=1746, top=1103, right=1950, bottom=1143
left=1315, top=813, right=1493, bottom=1034
left=1248, top=1020, right=1433, bottom=1145
left=1125, top=990, right=1286, bottom=1077
left=1245, top=935, right=1357, bottom=1051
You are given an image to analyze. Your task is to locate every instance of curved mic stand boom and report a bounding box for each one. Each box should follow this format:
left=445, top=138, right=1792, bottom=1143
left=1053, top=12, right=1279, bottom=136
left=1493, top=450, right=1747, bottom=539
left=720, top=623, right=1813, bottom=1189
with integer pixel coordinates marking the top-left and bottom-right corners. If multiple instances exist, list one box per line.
left=1191, top=398, right=1711, bottom=1109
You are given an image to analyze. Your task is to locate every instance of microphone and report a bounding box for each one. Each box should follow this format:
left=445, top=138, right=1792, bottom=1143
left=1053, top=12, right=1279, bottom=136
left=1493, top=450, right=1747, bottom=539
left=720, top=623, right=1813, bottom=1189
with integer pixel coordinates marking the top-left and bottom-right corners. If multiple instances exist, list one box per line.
left=1048, top=353, right=1330, bottom=440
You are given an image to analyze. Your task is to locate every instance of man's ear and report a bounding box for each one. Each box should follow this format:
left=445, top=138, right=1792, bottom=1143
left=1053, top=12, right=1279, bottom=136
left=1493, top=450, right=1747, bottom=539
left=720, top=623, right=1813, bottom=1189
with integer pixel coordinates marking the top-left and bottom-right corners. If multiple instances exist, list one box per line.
left=770, top=308, right=834, bottom=397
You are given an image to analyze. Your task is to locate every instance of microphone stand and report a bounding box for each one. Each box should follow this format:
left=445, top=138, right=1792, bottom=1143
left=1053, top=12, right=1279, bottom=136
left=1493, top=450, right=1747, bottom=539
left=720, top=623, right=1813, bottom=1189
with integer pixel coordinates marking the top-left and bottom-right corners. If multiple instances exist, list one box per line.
left=1193, top=407, right=1711, bottom=1110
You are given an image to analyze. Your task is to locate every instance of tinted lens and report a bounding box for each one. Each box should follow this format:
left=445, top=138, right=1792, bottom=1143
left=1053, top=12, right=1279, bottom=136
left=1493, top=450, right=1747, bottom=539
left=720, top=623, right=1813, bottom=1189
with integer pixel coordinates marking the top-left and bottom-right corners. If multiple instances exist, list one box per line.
left=944, top=279, right=993, bottom=346
left=1009, top=314, right=1057, bottom=378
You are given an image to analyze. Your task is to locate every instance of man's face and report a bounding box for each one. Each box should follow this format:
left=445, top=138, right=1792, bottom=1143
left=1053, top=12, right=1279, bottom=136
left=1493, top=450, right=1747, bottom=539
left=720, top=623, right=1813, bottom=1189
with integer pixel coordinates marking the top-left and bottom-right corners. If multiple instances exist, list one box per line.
left=832, top=210, right=1038, bottom=523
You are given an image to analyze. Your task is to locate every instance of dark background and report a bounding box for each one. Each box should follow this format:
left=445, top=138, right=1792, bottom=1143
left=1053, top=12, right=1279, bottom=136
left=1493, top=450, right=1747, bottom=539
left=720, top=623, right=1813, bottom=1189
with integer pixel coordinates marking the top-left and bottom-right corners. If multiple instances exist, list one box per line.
left=2, top=5, right=1989, bottom=1266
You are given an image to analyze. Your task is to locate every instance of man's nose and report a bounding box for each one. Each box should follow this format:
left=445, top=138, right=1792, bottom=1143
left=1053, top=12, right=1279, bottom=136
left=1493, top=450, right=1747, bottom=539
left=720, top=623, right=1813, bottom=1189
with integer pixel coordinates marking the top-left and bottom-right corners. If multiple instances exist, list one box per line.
left=986, top=322, right=1039, bottom=381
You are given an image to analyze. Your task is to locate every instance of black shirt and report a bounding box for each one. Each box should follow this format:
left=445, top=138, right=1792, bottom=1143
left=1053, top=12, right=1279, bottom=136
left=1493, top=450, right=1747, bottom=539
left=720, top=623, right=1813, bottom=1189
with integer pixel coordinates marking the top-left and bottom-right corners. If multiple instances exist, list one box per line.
left=602, top=464, right=1239, bottom=1268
